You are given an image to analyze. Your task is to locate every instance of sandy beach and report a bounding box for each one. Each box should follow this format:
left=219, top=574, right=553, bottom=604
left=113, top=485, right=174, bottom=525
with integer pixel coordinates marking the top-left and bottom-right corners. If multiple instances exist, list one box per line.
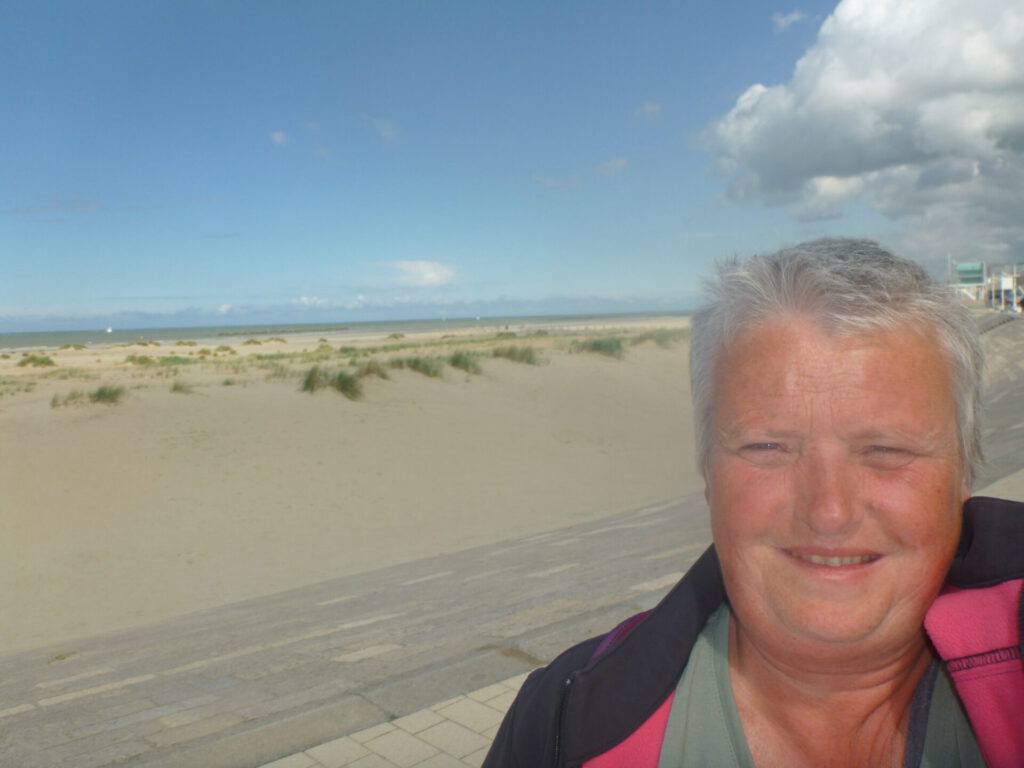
left=0, top=317, right=700, bottom=654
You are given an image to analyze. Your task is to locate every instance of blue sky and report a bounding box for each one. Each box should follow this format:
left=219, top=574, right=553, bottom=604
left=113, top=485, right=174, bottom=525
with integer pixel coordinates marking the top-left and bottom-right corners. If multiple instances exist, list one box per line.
left=2, top=0, right=1020, bottom=331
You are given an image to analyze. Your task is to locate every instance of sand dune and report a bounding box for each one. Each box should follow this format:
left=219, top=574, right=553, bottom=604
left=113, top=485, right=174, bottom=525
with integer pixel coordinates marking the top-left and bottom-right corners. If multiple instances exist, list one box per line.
left=0, top=319, right=699, bottom=653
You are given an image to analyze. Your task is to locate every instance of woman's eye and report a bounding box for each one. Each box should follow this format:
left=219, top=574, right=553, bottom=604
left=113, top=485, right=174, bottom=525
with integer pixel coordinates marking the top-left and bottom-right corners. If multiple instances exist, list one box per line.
left=738, top=442, right=790, bottom=465
left=864, top=446, right=914, bottom=469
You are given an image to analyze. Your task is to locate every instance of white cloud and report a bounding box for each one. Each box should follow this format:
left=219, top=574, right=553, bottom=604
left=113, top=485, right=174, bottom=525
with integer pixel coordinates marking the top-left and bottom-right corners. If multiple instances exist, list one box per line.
left=294, top=296, right=329, bottom=308
left=596, top=156, right=629, bottom=176
left=269, top=131, right=290, bottom=146
left=367, top=117, right=399, bottom=142
left=705, top=0, right=1024, bottom=267
left=636, top=102, right=663, bottom=120
left=216, top=304, right=233, bottom=314
left=772, top=11, right=806, bottom=31
left=392, top=260, right=457, bottom=287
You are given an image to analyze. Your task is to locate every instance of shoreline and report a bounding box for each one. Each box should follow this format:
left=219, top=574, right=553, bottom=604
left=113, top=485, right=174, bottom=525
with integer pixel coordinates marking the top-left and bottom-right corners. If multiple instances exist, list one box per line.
left=0, top=311, right=691, bottom=353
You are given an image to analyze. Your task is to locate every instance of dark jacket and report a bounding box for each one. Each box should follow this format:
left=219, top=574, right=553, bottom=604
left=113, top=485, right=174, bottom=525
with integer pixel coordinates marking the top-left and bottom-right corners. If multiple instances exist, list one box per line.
left=482, top=496, right=1024, bottom=768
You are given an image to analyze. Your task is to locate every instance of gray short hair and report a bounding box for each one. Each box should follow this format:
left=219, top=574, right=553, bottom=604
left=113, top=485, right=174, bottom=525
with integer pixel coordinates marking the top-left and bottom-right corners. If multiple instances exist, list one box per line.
left=689, top=238, right=984, bottom=488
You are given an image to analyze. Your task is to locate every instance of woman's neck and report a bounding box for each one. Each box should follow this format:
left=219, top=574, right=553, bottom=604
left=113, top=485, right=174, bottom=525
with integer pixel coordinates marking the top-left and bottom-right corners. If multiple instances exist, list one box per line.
left=728, top=613, right=934, bottom=768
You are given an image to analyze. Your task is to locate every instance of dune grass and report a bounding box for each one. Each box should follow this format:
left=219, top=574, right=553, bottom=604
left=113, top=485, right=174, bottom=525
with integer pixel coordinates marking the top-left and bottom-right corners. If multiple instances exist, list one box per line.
left=448, top=350, right=482, bottom=374
left=300, top=365, right=363, bottom=400
left=571, top=337, right=625, bottom=359
left=51, top=390, right=85, bottom=408
left=301, top=366, right=331, bottom=393
left=630, top=328, right=689, bottom=348
left=331, top=370, right=363, bottom=400
left=389, top=356, right=444, bottom=378
left=356, top=358, right=390, bottom=380
left=90, top=385, right=126, bottom=404
left=170, top=381, right=193, bottom=394
left=261, top=361, right=291, bottom=380
left=17, top=354, right=56, bottom=367
left=492, top=345, right=541, bottom=365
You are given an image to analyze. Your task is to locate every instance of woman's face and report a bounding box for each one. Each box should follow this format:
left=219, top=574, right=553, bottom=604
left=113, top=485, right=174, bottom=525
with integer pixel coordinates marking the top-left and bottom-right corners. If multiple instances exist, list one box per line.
left=707, top=316, right=968, bottom=657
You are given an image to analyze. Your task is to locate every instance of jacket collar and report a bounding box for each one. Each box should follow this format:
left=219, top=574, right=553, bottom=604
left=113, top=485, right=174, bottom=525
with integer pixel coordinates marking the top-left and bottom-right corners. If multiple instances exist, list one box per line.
left=562, top=546, right=725, bottom=764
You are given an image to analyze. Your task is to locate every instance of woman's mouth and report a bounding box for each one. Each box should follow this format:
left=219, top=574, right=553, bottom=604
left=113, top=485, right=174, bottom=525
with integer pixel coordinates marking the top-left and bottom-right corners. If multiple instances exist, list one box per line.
left=786, top=551, right=882, bottom=567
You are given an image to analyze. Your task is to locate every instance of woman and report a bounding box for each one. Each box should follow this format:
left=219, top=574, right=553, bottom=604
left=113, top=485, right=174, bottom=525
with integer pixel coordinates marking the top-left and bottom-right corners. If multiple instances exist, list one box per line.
left=483, top=240, right=1024, bottom=767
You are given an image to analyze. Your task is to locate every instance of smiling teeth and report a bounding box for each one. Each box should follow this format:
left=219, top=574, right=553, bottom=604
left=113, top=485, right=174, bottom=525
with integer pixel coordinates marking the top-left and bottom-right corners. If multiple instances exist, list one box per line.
left=791, top=553, right=879, bottom=567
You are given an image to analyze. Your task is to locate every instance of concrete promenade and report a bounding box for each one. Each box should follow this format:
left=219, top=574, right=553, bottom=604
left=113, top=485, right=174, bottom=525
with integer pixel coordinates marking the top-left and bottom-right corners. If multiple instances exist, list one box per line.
left=3, top=313, right=1021, bottom=768
left=0, top=495, right=713, bottom=768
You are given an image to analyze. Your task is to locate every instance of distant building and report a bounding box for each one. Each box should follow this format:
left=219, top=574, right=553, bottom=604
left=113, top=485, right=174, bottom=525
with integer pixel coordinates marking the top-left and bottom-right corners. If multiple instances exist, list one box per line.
left=987, top=264, right=1023, bottom=313
left=949, top=260, right=1022, bottom=313
left=952, top=262, right=987, bottom=304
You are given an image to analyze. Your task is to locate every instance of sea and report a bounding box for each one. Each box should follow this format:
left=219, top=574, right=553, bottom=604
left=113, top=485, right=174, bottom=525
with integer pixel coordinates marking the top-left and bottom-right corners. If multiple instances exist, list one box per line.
left=0, top=312, right=688, bottom=352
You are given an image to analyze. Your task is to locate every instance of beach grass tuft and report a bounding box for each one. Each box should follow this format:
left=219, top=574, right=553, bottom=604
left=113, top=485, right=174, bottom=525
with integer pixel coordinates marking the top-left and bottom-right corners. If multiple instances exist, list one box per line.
left=389, top=356, right=444, bottom=378
left=301, top=366, right=331, bottom=393
left=242, top=338, right=262, bottom=345
left=51, top=390, right=85, bottom=408
left=630, top=328, right=688, bottom=348
left=492, top=345, right=541, bottom=365
left=18, top=354, right=56, bottom=368
left=261, top=361, right=291, bottom=380
left=356, top=358, right=390, bottom=380
left=331, top=370, right=363, bottom=400
left=90, top=385, right=126, bottom=404
left=170, top=381, right=193, bottom=394
left=158, top=356, right=193, bottom=366
left=448, top=350, right=482, bottom=374
left=571, top=337, right=624, bottom=359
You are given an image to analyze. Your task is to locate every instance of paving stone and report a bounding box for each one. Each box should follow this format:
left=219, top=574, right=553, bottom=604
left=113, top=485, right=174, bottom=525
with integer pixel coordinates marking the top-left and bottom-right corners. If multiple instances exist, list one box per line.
left=433, top=699, right=504, bottom=733
left=482, top=690, right=516, bottom=713
left=465, top=683, right=507, bottom=703
left=349, top=755, right=399, bottom=768
left=500, top=673, right=530, bottom=690
left=414, top=755, right=470, bottom=768
left=427, top=695, right=464, bottom=711
left=416, top=720, right=489, bottom=758
left=463, top=746, right=490, bottom=768
left=364, top=728, right=438, bottom=767
left=392, top=707, right=444, bottom=735
left=350, top=722, right=396, bottom=744
left=306, top=735, right=371, bottom=767
left=259, top=754, right=319, bottom=768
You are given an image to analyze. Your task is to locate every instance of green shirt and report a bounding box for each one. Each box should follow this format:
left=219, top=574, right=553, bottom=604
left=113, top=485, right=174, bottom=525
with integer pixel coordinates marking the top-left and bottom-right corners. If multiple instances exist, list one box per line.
left=657, top=604, right=986, bottom=768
